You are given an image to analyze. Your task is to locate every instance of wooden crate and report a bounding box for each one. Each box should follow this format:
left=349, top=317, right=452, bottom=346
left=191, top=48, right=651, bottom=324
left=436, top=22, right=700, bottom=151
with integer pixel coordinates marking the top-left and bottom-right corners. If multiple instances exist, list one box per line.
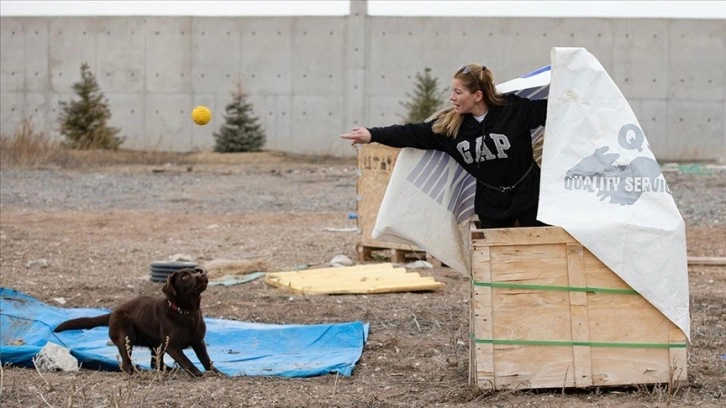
left=356, top=144, right=427, bottom=262
left=469, top=226, right=688, bottom=390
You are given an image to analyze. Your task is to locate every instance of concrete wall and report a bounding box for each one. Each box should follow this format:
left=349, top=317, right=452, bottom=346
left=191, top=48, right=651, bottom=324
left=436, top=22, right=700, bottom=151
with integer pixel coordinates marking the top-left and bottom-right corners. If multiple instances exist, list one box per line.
left=1, top=5, right=724, bottom=161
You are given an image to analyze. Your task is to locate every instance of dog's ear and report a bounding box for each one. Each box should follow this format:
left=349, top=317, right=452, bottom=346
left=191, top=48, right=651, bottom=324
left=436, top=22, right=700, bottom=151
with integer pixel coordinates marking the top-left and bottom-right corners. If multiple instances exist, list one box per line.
left=162, top=273, right=177, bottom=298
left=194, top=267, right=205, bottom=274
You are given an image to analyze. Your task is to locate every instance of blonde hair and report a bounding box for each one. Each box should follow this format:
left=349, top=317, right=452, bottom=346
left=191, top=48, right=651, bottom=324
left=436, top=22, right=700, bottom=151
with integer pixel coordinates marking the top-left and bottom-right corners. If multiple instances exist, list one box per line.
left=431, top=64, right=505, bottom=138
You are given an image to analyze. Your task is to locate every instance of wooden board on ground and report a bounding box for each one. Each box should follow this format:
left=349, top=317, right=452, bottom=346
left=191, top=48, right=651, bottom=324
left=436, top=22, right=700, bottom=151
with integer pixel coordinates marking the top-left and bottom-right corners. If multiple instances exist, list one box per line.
left=265, top=263, right=443, bottom=295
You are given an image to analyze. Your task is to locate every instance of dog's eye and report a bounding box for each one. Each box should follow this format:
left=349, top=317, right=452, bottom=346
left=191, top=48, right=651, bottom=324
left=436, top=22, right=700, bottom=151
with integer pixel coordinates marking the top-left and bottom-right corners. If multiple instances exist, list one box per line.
left=181, top=275, right=189, bottom=280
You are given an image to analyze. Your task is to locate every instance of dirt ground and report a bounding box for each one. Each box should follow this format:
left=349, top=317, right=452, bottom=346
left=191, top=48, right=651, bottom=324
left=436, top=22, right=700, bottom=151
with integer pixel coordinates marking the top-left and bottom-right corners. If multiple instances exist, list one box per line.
left=0, top=151, right=724, bottom=408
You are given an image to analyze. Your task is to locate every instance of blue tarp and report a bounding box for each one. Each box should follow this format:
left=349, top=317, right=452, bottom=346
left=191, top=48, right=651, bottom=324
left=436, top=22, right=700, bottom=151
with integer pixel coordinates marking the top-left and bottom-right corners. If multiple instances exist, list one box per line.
left=0, top=288, right=368, bottom=377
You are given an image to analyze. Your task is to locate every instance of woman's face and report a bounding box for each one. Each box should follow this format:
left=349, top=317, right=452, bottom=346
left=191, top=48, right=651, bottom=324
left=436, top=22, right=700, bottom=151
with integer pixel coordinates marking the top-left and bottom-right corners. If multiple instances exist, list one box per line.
left=449, top=78, right=480, bottom=115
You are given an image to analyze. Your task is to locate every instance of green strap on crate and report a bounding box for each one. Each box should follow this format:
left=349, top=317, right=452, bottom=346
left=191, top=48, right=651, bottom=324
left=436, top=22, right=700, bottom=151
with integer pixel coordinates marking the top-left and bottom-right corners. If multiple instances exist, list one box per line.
left=469, top=282, right=685, bottom=348
left=470, top=337, right=687, bottom=349
left=473, top=281, right=638, bottom=295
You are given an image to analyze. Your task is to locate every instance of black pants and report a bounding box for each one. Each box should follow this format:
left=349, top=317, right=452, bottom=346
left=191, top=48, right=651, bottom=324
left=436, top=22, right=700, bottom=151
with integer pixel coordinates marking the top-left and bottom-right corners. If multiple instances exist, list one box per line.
left=478, top=205, right=548, bottom=229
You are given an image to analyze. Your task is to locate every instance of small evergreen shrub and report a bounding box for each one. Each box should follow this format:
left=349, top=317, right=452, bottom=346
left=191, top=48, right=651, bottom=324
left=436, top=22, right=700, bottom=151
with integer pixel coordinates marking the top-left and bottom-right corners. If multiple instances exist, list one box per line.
left=399, top=67, right=447, bottom=124
left=58, top=62, right=123, bottom=150
left=213, top=85, right=266, bottom=153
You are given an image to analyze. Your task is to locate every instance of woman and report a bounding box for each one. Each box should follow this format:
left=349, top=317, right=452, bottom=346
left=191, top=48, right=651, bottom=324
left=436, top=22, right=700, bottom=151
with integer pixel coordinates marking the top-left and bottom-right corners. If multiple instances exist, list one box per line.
left=341, top=64, right=547, bottom=228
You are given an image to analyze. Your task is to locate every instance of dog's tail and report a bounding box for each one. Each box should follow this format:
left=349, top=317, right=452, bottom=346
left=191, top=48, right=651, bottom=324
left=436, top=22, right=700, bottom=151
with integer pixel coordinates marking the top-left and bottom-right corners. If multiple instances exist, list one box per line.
left=53, top=314, right=111, bottom=332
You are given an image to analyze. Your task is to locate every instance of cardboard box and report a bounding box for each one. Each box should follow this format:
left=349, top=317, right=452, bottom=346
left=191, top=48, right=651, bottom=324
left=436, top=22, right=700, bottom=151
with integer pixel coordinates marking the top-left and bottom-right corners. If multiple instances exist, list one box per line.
left=469, top=226, right=687, bottom=390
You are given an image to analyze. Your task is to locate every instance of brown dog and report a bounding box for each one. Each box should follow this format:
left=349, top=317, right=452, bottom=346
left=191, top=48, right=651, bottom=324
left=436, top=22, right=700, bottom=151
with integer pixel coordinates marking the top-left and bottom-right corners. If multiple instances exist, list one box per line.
left=54, top=268, right=220, bottom=377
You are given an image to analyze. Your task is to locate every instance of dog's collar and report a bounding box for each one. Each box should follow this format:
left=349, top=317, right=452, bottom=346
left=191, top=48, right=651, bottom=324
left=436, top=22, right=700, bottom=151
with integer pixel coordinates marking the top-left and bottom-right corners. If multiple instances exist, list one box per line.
left=168, top=301, right=190, bottom=315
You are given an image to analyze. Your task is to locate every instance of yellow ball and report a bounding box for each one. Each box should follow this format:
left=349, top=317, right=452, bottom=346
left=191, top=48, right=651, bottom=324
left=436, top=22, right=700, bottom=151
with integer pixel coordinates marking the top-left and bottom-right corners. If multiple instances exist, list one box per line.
left=191, top=105, right=211, bottom=125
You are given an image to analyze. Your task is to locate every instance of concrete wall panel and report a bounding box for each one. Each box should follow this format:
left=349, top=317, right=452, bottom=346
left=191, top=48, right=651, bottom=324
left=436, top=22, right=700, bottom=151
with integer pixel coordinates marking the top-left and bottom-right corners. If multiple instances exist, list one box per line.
left=0, top=13, right=723, bottom=161
left=544, top=19, right=615, bottom=71
left=668, top=20, right=724, bottom=101
left=632, top=99, right=669, bottom=159
left=145, top=17, right=192, bottom=94
left=612, top=19, right=669, bottom=100
left=0, top=93, right=24, bottom=135
left=290, top=17, right=346, bottom=96
left=256, top=94, right=292, bottom=152
left=191, top=17, right=241, bottom=95
left=291, top=94, right=346, bottom=155
left=0, top=19, right=26, bottom=93
left=23, top=18, right=51, bottom=93
left=368, top=18, right=428, bottom=97
left=239, top=18, right=293, bottom=96
left=49, top=18, right=98, bottom=93
left=368, top=95, right=403, bottom=128
left=106, top=93, right=145, bottom=150
left=0, top=18, right=52, bottom=94
left=502, top=18, right=567, bottom=78
left=412, top=19, right=459, bottom=83
left=96, top=17, right=146, bottom=94
left=23, top=92, right=51, bottom=129
left=145, top=94, right=193, bottom=151
left=343, top=2, right=368, bottom=131
left=667, top=100, right=724, bottom=160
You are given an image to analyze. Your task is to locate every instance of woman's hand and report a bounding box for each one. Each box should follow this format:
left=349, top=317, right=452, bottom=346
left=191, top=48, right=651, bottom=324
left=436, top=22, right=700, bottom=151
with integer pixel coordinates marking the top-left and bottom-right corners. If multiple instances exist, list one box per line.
left=340, top=127, right=372, bottom=145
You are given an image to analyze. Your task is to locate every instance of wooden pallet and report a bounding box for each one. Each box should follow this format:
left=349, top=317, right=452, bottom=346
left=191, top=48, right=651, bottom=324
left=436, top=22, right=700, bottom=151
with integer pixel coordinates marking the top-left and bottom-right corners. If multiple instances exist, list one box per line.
left=355, top=144, right=447, bottom=267
left=356, top=244, right=442, bottom=266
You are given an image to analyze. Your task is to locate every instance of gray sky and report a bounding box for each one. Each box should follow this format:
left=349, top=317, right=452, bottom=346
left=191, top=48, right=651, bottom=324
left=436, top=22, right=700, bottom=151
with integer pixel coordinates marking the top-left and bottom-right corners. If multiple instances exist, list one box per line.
left=1, top=1, right=725, bottom=18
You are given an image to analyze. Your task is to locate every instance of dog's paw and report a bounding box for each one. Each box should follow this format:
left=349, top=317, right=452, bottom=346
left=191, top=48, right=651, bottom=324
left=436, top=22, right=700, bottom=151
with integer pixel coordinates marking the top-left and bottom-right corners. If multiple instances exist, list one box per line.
left=206, top=367, right=227, bottom=377
left=183, top=367, right=204, bottom=377
left=121, top=364, right=140, bottom=375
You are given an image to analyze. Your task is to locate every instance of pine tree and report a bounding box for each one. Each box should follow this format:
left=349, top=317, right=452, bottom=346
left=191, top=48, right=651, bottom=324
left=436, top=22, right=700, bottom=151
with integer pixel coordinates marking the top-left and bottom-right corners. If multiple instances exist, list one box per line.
left=58, top=62, right=123, bottom=150
left=399, top=67, right=446, bottom=124
left=213, top=85, right=266, bottom=153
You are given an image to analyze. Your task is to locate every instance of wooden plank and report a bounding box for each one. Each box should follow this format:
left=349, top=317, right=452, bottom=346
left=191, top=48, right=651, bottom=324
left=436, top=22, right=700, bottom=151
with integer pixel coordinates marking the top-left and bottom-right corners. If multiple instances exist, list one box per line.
left=266, top=263, right=400, bottom=278
left=585, top=248, right=683, bottom=386
left=491, top=288, right=572, bottom=342
left=270, top=274, right=438, bottom=287
left=358, top=242, right=424, bottom=253
left=669, top=325, right=688, bottom=383
left=288, top=282, right=444, bottom=295
left=490, top=345, right=574, bottom=389
left=470, top=245, right=494, bottom=388
left=583, top=251, right=633, bottom=290
left=267, top=281, right=443, bottom=295
left=566, top=243, right=593, bottom=387
left=264, top=263, right=443, bottom=295
left=687, top=256, right=726, bottom=266
left=471, top=226, right=577, bottom=246
left=268, top=273, right=430, bottom=285
left=587, top=293, right=672, bottom=344
left=489, top=244, right=569, bottom=285
left=590, top=348, right=672, bottom=386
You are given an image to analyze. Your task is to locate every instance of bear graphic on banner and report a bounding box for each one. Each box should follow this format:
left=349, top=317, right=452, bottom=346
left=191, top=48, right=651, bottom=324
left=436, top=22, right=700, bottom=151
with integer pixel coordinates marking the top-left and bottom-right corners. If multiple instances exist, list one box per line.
left=563, top=123, right=671, bottom=205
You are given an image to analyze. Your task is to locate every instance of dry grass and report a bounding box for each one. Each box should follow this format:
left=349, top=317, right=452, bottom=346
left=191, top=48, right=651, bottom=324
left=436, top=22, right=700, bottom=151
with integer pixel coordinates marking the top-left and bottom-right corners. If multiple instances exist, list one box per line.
left=0, top=118, right=198, bottom=169
left=0, top=117, right=351, bottom=170
left=0, top=118, right=56, bottom=168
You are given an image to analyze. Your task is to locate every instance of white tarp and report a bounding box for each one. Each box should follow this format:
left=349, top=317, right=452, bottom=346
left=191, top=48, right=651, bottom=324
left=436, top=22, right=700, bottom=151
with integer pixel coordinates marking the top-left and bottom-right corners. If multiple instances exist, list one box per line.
left=373, top=65, right=551, bottom=275
left=372, top=47, right=689, bottom=340
left=538, top=47, right=689, bottom=339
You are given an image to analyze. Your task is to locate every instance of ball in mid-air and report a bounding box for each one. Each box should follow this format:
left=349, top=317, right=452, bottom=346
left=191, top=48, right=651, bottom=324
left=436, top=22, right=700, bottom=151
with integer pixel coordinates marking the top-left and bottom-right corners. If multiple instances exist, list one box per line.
left=191, top=105, right=211, bottom=125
